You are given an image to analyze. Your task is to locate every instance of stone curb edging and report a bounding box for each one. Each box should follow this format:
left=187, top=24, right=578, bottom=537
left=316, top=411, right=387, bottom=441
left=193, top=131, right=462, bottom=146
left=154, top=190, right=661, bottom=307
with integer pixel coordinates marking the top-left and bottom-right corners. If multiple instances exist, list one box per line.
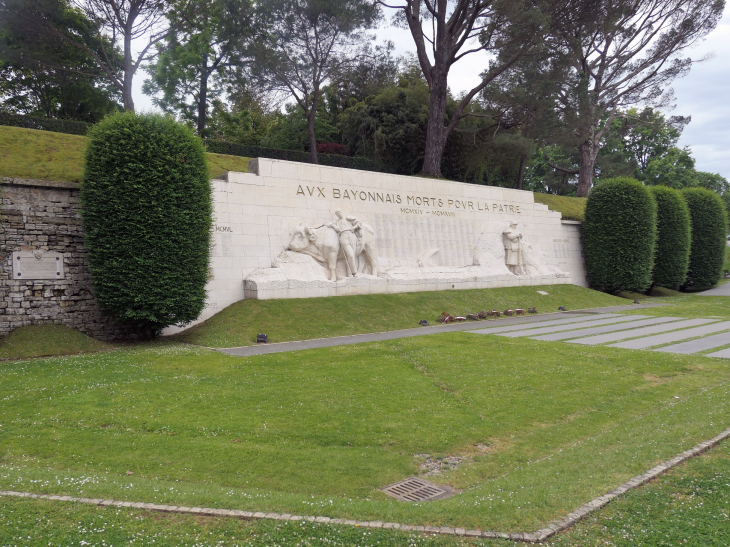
left=1, top=426, right=728, bottom=543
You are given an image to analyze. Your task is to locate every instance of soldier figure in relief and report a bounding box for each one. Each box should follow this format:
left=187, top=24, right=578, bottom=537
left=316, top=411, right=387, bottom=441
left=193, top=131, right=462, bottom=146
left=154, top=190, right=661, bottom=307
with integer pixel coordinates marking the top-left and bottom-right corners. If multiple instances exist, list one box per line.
left=503, top=221, right=525, bottom=275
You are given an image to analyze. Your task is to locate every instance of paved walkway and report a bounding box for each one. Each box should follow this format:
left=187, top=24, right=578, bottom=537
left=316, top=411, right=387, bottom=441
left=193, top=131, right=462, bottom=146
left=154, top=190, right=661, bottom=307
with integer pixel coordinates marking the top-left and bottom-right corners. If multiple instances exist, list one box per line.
left=217, top=304, right=668, bottom=357
left=695, top=282, right=730, bottom=296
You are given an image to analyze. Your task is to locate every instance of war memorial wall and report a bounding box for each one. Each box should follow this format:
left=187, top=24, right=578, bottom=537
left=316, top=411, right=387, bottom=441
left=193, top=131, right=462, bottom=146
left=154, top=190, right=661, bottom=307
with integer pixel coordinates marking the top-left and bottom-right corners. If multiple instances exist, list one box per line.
left=175, top=158, right=588, bottom=332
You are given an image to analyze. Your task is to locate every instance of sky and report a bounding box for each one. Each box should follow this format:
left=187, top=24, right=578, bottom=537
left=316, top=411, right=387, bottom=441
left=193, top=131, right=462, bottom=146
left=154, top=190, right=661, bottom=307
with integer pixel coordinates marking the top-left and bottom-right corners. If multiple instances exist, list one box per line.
left=133, top=8, right=730, bottom=179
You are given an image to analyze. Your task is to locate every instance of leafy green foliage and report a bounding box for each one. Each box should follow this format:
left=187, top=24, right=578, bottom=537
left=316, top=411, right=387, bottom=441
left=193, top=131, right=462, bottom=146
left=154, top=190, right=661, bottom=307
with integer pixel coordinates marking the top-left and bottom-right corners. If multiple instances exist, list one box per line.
left=648, top=186, right=691, bottom=288
left=0, top=111, right=90, bottom=135
left=339, top=74, right=429, bottom=174
left=681, top=187, right=728, bottom=290
left=81, top=112, right=212, bottom=333
left=142, top=0, right=253, bottom=134
left=644, top=146, right=698, bottom=188
left=582, top=177, right=657, bottom=292
left=0, top=0, right=121, bottom=121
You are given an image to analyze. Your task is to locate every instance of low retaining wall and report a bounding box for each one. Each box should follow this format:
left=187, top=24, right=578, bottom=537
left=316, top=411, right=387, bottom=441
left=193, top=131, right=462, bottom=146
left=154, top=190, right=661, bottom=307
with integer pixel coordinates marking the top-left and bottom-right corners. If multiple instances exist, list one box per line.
left=0, top=177, right=135, bottom=340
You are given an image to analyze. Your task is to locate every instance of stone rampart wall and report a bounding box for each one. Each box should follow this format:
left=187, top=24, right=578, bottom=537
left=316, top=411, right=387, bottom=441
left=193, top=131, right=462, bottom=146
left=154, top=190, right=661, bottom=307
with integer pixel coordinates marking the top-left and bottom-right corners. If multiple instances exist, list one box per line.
left=0, top=178, right=134, bottom=340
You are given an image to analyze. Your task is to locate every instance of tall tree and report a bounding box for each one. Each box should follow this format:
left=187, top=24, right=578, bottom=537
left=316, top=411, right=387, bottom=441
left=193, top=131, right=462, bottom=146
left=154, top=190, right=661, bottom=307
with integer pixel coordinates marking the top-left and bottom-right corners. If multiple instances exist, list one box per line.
left=252, top=0, right=380, bottom=163
left=548, top=0, right=723, bottom=196
left=380, top=0, right=561, bottom=177
left=143, top=0, right=254, bottom=135
left=0, top=0, right=121, bottom=120
left=13, top=0, right=172, bottom=111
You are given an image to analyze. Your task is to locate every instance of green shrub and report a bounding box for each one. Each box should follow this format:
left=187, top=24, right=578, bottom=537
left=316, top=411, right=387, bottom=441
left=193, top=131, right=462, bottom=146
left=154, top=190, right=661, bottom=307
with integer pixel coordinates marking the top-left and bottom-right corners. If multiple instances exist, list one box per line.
left=648, top=186, right=691, bottom=288
left=681, top=187, right=728, bottom=290
left=203, top=139, right=380, bottom=172
left=82, top=112, right=212, bottom=335
left=582, top=177, right=657, bottom=292
left=0, top=111, right=90, bottom=135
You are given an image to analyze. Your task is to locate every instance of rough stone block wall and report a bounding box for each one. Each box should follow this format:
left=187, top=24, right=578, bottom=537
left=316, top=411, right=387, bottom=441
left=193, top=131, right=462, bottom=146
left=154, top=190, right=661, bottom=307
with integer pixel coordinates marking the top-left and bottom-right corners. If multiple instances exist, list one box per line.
left=0, top=177, right=136, bottom=340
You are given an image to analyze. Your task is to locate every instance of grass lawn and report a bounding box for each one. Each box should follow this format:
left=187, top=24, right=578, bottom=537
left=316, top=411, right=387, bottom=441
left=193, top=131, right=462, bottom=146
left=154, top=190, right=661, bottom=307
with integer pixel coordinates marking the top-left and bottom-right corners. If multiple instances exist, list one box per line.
left=0, top=324, right=111, bottom=360
left=0, top=125, right=249, bottom=183
left=2, top=438, right=728, bottom=546
left=1, top=330, right=729, bottom=533
left=532, top=194, right=586, bottom=221
left=619, top=291, right=730, bottom=321
left=175, top=284, right=626, bottom=347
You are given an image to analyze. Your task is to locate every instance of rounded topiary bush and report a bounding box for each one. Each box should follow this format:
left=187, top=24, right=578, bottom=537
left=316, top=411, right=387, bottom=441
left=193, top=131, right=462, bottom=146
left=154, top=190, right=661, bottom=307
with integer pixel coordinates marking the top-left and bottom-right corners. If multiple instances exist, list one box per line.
left=583, top=177, right=657, bottom=292
left=681, top=187, right=728, bottom=290
left=82, top=112, right=212, bottom=335
left=648, top=186, right=691, bottom=288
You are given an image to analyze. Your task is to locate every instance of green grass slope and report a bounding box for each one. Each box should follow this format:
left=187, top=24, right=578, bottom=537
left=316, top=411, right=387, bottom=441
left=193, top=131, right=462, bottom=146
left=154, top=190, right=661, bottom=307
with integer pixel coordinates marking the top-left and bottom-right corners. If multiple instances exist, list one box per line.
left=533, top=193, right=586, bottom=221
left=0, top=125, right=249, bottom=183
left=0, top=324, right=111, bottom=360
left=3, top=436, right=729, bottom=547
left=176, top=285, right=627, bottom=348
left=1, top=335, right=729, bottom=531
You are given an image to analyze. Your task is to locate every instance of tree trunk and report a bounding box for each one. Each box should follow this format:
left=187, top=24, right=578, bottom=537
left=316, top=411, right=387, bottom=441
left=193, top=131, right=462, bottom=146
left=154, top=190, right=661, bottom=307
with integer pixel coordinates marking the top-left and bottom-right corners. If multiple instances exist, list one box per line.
left=197, top=66, right=209, bottom=136
left=122, top=29, right=135, bottom=112
left=307, top=109, right=318, bottom=164
left=421, top=73, right=448, bottom=177
left=576, top=140, right=594, bottom=197
left=517, top=153, right=528, bottom=190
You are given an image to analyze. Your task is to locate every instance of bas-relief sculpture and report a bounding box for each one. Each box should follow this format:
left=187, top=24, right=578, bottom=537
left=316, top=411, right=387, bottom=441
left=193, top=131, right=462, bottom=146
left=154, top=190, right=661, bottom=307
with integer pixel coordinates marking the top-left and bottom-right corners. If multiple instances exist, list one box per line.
left=243, top=208, right=568, bottom=298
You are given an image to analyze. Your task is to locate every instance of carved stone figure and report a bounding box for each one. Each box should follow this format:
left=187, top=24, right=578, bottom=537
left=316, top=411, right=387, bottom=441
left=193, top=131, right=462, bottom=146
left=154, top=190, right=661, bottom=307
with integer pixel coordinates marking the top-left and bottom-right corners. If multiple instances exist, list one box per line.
left=288, top=224, right=341, bottom=280
left=503, top=221, right=525, bottom=275
left=327, top=210, right=359, bottom=276
left=326, top=210, right=378, bottom=277
left=287, top=211, right=378, bottom=281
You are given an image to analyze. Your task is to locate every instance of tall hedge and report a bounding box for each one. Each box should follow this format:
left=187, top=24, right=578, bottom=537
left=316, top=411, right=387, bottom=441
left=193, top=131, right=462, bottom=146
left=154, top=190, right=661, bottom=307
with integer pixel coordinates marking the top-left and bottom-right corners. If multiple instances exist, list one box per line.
left=648, top=186, right=691, bottom=288
left=82, top=112, right=212, bottom=334
left=681, top=187, right=728, bottom=290
left=582, top=177, right=657, bottom=292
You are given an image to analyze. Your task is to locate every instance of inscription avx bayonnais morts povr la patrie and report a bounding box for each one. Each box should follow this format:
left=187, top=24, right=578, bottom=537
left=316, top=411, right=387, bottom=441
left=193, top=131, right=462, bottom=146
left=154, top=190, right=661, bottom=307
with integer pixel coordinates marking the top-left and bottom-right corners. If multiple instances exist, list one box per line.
left=295, top=185, right=523, bottom=215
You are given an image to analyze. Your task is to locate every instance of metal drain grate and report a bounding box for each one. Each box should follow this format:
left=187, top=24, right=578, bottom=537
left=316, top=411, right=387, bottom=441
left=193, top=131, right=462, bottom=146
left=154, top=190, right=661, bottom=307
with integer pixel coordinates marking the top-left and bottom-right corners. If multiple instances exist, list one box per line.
left=380, top=477, right=454, bottom=502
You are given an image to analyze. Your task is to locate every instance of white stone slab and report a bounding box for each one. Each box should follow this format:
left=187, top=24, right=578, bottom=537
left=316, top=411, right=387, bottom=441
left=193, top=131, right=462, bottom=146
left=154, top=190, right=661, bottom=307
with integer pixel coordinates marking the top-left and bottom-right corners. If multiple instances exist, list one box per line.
left=469, top=314, right=618, bottom=335
left=567, top=318, right=704, bottom=346
left=12, top=251, right=64, bottom=280
left=528, top=316, right=677, bottom=341
left=610, top=320, right=729, bottom=349
left=651, top=328, right=730, bottom=354
left=704, top=346, right=730, bottom=358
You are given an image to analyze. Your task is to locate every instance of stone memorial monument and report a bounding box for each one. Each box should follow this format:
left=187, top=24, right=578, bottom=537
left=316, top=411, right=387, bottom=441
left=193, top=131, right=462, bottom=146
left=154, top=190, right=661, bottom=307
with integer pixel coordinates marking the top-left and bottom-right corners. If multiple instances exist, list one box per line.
left=161, top=158, right=587, bottom=332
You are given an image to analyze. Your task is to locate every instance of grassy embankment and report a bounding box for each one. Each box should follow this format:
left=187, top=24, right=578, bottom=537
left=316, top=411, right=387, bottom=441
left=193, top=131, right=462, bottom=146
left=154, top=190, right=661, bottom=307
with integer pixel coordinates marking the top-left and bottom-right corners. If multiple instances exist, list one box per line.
left=0, top=324, right=111, bottom=360
left=2, top=438, right=728, bottom=546
left=0, top=125, right=250, bottom=183
left=175, top=284, right=626, bottom=347
left=0, top=125, right=587, bottom=221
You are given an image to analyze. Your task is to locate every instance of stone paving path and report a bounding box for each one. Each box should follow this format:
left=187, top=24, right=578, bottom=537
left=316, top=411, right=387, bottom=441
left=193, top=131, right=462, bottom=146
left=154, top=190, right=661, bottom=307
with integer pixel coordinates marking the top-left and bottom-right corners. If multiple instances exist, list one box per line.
left=218, top=304, right=668, bottom=357
left=470, top=314, right=730, bottom=356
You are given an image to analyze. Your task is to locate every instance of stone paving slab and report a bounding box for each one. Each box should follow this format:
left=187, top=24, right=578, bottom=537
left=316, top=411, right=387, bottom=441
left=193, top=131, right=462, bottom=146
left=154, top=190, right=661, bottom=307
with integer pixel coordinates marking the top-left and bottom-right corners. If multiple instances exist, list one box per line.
left=567, top=318, right=715, bottom=346
left=653, top=329, right=730, bottom=354
left=705, top=346, right=730, bottom=358
left=468, top=314, right=621, bottom=335
left=609, top=320, right=730, bottom=350
left=496, top=315, right=654, bottom=338
left=527, top=316, right=681, bottom=341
